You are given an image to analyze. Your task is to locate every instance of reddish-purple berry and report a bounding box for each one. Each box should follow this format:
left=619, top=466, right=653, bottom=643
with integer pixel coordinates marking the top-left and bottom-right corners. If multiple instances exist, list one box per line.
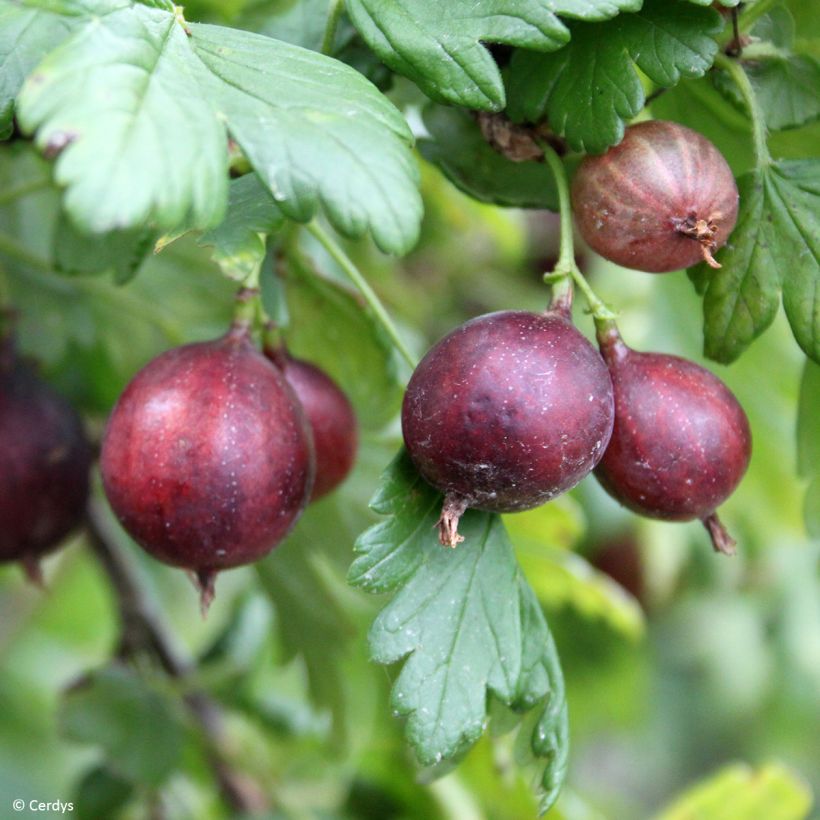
left=0, top=334, right=91, bottom=581
left=270, top=350, right=358, bottom=501
left=594, top=324, right=751, bottom=553
left=402, top=309, right=614, bottom=546
left=571, top=121, right=739, bottom=272
left=101, top=324, right=314, bottom=608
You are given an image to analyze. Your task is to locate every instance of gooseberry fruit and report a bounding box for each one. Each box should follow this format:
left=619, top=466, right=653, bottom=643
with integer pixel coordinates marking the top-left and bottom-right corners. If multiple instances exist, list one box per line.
left=0, top=333, right=91, bottom=581
left=594, top=324, right=751, bottom=554
left=402, top=308, right=615, bottom=546
left=571, top=120, right=739, bottom=272
left=100, top=322, right=315, bottom=608
left=266, top=347, right=358, bottom=501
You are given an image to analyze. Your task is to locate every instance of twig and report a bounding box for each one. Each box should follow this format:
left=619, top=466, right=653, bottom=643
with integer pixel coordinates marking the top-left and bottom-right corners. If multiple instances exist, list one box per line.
left=85, top=499, right=268, bottom=815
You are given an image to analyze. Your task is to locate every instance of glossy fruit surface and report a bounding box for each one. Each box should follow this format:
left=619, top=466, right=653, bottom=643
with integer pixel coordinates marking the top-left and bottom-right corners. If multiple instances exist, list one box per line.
left=101, top=325, right=314, bottom=600
left=594, top=326, right=751, bottom=553
left=571, top=120, right=739, bottom=272
left=402, top=309, right=614, bottom=544
left=0, top=335, right=91, bottom=578
left=274, top=351, right=358, bottom=501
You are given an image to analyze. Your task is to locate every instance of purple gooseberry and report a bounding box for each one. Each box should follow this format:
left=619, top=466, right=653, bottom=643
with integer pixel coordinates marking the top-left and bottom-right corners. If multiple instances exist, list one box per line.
left=402, top=308, right=614, bottom=546
left=571, top=120, right=739, bottom=272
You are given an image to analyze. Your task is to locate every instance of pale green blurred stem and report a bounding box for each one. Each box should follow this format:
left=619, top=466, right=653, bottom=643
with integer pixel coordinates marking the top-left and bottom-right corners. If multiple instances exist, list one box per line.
left=321, top=0, right=344, bottom=55
left=306, top=221, right=417, bottom=369
left=538, top=141, right=617, bottom=331
left=0, top=178, right=50, bottom=206
left=737, top=0, right=779, bottom=32
left=714, top=53, right=772, bottom=168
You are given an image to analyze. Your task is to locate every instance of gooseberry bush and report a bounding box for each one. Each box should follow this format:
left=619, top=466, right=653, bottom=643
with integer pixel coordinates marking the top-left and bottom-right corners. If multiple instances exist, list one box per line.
left=1, top=0, right=818, bottom=817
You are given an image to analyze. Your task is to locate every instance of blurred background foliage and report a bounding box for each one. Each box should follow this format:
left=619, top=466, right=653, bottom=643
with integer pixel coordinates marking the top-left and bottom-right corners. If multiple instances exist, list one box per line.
left=0, top=0, right=818, bottom=818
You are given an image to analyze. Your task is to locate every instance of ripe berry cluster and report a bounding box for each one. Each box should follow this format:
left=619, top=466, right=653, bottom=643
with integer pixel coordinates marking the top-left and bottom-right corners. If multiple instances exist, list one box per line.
left=0, top=120, right=751, bottom=605
left=402, top=121, right=750, bottom=554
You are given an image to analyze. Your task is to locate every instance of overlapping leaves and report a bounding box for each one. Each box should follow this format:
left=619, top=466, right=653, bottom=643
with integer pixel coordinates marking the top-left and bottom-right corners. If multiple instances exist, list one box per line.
left=346, top=0, right=642, bottom=111
left=505, top=0, right=722, bottom=153
left=349, top=451, right=569, bottom=812
left=691, top=160, right=820, bottom=364
left=8, top=0, right=421, bottom=254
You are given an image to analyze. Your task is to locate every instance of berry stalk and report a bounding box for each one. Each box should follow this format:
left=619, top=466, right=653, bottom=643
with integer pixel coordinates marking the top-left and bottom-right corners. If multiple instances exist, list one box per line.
left=538, top=141, right=617, bottom=326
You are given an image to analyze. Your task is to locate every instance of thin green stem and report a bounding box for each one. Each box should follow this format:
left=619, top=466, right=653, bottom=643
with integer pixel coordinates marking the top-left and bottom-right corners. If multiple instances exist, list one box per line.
left=321, top=0, right=344, bottom=55
left=538, top=142, right=617, bottom=328
left=306, top=221, right=416, bottom=369
left=714, top=52, right=772, bottom=168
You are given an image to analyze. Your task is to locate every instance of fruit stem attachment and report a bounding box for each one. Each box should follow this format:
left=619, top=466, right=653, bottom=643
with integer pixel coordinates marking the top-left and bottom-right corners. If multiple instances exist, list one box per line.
left=438, top=494, right=469, bottom=548
left=231, top=286, right=260, bottom=335
left=703, top=512, right=737, bottom=556
left=713, top=52, right=772, bottom=168
left=306, top=222, right=417, bottom=369
left=538, top=141, right=617, bottom=326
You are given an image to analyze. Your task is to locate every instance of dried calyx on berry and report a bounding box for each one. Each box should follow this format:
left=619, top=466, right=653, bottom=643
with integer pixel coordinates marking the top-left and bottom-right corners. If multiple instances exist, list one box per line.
left=594, top=321, right=751, bottom=555
left=571, top=120, right=739, bottom=273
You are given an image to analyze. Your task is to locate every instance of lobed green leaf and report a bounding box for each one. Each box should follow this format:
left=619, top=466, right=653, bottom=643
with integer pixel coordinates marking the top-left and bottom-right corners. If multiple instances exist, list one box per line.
left=350, top=450, right=569, bottom=811
left=506, top=0, right=722, bottom=153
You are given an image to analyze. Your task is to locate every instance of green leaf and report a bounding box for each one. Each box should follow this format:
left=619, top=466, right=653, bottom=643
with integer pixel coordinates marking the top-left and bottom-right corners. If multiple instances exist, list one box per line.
left=284, top=248, right=404, bottom=430
left=748, top=56, right=820, bottom=132
left=73, top=766, right=134, bottom=820
left=698, top=160, right=820, bottom=363
left=349, top=450, right=569, bottom=812
left=654, top=762, right=813, bottom=820
left=54, top=211, right=154, bottom=283
left=17, top=3, right=228, bottom=233
left=59, top=666, right=185, bottom=787
left=0, top=1, right=76, bottom=138
left=506, top=0, right=722, bottom=153
left=418, top=105, right=558, bottom=210
left=518, top=546, right=645, bottom=642
left=197, top=174, right=285, bottom=280
left=189, top=22, right=421, bottom=254
left=15, top=3, right=421, bottom=254
left=256, top=516, right=357, bottom=726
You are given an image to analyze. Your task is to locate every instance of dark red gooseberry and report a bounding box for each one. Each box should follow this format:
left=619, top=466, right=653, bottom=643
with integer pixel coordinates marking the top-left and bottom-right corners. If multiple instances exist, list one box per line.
left=100, top=324, right=315, bottom=608
left=402, top=309, right=615, bottom=546
left=268, top=349, right=358, bottom=501
left=594, top=325, right=751, bottom=554
left=0, top=335, right=91, bottom=581
left=571, top=120, right=739, bottom=272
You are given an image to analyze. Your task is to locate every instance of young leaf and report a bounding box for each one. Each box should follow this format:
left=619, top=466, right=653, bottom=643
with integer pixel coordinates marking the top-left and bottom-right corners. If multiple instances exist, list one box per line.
left=418, top=106, right=559, bottom=210
left=506, top=0, right=722, bottom=153
left=0, top=1, right=76, bottom=138
left=189, top=22, right=422, bottom=255
left=197, top=174, right=286, bottom=281
left=655, top=762, right=813, bottom=820
left=697, top=160, right=820, bottom=364
left=15, top=3, right=422, bottom=255
left=349, top=451, right=569, bottom=811
left=59, top=665, right=185, bottom=787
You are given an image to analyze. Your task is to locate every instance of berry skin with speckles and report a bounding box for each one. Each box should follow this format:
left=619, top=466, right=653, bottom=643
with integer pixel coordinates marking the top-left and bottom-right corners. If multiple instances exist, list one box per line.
left=0, top=334, right=92, bottom=581
left=402, top=309, right=615, bottom=546
left=571, top=120, right=739, bottom=272
left=270, top=350, right=358, bottom=501
left=100, top=323, right=315, bottom=608
left=594, top=324, right=751, bottom=554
